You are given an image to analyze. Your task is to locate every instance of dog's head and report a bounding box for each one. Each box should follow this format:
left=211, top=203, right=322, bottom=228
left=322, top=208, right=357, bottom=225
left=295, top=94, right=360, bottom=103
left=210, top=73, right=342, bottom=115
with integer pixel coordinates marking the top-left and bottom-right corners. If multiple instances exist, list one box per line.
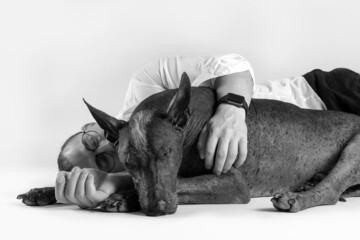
left=85, top=73, right=191, bottom=216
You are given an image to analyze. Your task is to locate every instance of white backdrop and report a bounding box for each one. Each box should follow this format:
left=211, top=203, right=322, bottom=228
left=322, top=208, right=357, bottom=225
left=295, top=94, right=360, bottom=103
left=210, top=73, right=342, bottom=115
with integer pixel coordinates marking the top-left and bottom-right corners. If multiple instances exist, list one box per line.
left=2, top=0, right=360, bottom=168
left=1, top=1, right=360, bottom=239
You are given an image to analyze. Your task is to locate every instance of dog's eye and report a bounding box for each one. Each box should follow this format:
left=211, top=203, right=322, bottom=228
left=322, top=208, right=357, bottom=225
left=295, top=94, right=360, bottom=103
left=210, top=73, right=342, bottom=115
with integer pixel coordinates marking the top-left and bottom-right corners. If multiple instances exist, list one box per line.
left=113, top=139, right=119, bottom=149
left=124, top=161, right=136, bottom=170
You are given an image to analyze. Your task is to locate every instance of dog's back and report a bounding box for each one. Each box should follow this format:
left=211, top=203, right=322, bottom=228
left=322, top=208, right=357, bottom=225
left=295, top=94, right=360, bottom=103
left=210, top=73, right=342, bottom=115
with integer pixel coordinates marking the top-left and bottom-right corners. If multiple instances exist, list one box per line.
left=238, top=99, right=360, bottom=197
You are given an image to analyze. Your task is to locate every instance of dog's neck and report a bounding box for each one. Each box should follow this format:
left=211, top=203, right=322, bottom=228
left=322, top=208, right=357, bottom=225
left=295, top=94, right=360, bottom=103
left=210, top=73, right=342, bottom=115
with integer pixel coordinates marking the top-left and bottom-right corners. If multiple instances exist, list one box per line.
left=182, top=87, right=216, bottom=156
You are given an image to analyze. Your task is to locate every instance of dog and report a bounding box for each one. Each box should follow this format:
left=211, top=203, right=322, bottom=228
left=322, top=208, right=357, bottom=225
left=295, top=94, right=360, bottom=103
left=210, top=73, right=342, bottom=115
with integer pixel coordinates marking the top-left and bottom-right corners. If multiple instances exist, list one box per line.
left=85, top=72, right=360, bottom=216
left=18, top=72, right=360, bottom=216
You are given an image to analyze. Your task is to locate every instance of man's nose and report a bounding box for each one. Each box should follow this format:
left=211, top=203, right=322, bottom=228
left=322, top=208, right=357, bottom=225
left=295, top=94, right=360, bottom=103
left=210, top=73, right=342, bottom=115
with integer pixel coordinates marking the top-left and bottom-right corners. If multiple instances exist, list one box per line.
left=95, top=140, right=114, bottom=154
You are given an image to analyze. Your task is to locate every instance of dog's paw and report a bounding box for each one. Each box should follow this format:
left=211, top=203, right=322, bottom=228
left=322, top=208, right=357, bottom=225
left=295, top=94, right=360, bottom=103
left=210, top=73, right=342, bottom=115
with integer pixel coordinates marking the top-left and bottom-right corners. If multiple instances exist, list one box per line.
left=17, top=187, right=56, bottom=206
left=271, top=192, right=301, bottom=213
left=96, top=190, right=140, bottom=212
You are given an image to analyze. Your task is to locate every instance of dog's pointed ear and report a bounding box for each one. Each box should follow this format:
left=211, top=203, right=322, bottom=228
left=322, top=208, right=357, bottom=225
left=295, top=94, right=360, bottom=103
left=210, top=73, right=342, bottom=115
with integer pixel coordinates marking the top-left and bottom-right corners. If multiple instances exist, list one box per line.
left=83, top=99, right=125, bottom=142
left=166, top=72, right=191, bottom=128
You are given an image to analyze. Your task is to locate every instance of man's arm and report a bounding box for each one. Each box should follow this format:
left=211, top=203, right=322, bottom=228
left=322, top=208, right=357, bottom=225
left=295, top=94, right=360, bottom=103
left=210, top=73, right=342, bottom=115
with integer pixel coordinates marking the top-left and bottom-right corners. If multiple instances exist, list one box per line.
left=55, top=167, right=134, bottom=209
left=197, top=70, right=253, bottom=175
left=214, top=70, right=253, bottom=105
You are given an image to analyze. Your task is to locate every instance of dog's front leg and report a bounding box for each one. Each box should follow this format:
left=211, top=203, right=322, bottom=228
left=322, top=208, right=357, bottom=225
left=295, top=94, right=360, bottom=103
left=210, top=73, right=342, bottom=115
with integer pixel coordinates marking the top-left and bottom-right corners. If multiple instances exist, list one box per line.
left=177, top=168, right=250, bottom=204
left=17, top=187, right=56, bottom=206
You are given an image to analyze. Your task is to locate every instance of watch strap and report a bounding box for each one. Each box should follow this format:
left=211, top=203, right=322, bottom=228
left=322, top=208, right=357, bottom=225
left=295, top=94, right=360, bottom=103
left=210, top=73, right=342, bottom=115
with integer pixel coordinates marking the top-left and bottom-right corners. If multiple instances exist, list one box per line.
left=217, top=93, right=249, bottom=114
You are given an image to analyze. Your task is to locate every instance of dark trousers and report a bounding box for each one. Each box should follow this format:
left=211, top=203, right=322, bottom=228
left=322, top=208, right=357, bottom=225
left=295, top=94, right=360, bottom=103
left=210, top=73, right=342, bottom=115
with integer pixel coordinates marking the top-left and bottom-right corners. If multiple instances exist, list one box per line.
left=303, top=68, right=360, bottom=115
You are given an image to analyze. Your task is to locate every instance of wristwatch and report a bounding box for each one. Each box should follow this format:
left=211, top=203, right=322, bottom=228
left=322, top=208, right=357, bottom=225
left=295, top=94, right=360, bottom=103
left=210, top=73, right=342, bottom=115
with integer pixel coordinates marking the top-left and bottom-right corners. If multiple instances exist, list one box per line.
left=217, top=93, right=249, bottom=114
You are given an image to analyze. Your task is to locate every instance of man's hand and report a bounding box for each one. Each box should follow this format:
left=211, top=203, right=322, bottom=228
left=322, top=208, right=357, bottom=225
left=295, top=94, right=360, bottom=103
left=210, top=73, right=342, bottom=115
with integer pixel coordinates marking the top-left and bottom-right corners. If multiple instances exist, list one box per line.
left=55, top=167, right=118, bottom=209
left=197, top=104, right=248, bottom=175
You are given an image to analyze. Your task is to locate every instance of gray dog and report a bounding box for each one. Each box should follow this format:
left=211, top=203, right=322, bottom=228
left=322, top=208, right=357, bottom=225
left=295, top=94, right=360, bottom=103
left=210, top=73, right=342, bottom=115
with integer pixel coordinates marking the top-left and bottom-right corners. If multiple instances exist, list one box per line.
left=85, top=72, right=360, bottom=216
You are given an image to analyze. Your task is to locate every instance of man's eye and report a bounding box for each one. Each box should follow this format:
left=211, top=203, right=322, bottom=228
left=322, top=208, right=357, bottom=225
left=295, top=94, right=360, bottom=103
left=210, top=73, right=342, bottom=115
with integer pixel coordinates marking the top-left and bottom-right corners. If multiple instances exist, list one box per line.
left=83, top=135, right=99, bottom=150
left=95, top=153, right=114, bottom=172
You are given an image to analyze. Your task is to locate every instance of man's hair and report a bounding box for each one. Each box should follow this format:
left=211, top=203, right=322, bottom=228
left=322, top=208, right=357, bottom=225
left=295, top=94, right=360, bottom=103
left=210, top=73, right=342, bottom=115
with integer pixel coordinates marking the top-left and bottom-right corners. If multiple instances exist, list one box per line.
left=57, top=153, right=75, bottom=171
left=60, top=131, right=82, bottom=151
left=57, top=131, right=82, bottom=171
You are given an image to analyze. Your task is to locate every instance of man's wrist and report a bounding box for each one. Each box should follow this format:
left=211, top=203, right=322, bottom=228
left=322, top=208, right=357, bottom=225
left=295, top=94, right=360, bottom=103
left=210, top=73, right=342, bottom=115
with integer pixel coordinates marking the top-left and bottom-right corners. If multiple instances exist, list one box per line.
left=217, top=103, right=246, bottom=119
left=217, top=93, right=249, bottom=115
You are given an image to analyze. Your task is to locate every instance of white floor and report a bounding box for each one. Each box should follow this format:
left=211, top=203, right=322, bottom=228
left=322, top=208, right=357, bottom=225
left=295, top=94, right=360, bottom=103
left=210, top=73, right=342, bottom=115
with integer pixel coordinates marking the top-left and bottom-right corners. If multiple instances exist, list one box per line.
left=3, top=165, right=360, bottom=240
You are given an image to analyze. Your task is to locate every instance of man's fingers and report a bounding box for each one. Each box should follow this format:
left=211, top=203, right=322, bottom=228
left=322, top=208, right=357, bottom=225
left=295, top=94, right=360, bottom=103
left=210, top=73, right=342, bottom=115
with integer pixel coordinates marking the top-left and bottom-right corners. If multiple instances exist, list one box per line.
left=204, top=133, right=218, bottom=170
left=197, top=125, right=208, bottom=159
left=213, top=139, right=229, bottom=175
left=223, top=140, right=238, bottom=173
left=55, top=172, right=69, bottom=204
left=234, top=137, right=248, bottom=168
left=85, top=174, right=99, bottom=204
left=75, top=170, right=93, bottom=208
left=64, top=167, right=82, bottom=205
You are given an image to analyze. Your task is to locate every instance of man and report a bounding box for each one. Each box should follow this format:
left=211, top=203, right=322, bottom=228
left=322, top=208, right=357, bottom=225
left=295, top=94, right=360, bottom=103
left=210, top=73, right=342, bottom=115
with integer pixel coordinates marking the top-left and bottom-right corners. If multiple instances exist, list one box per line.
left=55, top=54, right=360, bottom=209
left=55, top=54, right=256, bottom=208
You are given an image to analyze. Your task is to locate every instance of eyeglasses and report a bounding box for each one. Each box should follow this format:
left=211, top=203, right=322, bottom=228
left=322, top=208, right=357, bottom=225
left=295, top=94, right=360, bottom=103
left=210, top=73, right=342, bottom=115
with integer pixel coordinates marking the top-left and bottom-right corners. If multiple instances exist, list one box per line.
left=81, top=130, right=115, bottom=172
left=81, top=130, right=102, bottom=152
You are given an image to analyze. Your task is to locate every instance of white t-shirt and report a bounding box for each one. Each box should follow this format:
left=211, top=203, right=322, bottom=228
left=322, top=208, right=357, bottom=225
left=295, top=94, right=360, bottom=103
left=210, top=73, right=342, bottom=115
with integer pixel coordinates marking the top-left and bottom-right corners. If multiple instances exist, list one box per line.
left=116, top=54, right=326, bottom=120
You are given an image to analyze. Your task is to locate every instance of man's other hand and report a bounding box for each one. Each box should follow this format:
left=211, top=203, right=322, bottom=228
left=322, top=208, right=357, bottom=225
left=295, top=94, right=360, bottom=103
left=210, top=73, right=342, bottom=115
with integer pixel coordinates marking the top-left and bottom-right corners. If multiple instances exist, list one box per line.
left=197, top=104, right=248, bottom=175
left=55, top=167, right=117, bottom=209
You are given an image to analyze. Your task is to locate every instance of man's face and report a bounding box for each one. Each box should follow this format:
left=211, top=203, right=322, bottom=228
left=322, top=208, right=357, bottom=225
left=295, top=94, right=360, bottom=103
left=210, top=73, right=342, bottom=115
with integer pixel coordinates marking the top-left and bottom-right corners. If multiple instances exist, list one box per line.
left=61, top=122, right=124, bottom=172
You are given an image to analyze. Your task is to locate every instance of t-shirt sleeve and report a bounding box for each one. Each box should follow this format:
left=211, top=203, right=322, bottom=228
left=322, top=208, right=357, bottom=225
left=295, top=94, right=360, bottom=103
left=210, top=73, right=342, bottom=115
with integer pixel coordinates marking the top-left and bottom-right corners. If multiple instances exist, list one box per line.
left=116, top=60, right=166, bottom=121
left=191, top=53, right=255, bottom=88
left=116, top=54, right=255, bottom=121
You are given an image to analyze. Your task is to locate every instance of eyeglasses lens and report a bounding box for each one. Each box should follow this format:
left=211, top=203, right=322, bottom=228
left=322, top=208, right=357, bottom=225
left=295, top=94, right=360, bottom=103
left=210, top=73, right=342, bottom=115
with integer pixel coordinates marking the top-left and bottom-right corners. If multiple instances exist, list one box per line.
left=82, top=131, right=101, bottom=151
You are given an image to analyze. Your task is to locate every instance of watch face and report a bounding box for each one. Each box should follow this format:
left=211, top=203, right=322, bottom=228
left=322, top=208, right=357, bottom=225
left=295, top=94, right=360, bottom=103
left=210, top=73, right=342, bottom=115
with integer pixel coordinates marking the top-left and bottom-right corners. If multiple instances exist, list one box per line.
left=220, top=93, right=248, bottom=112
left=226, top=93, right=245, bottom=104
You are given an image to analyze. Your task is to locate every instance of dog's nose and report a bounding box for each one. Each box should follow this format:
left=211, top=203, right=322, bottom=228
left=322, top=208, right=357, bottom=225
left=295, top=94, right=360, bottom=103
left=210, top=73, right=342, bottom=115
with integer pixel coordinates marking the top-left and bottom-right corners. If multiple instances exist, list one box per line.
left=157, top=200, right=166, bottom=212
left=142, top=200, right=167, bottom=216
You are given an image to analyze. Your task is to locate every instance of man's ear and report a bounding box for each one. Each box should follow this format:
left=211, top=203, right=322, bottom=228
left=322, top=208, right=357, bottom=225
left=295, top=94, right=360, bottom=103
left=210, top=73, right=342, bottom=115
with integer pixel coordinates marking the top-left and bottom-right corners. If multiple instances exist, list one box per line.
left=83, top=99, right=125, bottom=142
left=166, top=72, right=191, bottom=128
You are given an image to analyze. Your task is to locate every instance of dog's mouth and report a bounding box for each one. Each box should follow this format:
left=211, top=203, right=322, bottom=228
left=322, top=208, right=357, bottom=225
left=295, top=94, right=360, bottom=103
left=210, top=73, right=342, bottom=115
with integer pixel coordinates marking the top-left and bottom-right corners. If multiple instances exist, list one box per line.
left=139, top=192, right=178, bottom=216
left=142, top=204, right=177, bottom=216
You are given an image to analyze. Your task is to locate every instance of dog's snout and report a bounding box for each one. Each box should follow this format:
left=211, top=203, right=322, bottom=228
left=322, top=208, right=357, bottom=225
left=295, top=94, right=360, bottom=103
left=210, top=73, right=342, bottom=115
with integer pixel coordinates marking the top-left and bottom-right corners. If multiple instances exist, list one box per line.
left=142, top=200, right=167, bottom=216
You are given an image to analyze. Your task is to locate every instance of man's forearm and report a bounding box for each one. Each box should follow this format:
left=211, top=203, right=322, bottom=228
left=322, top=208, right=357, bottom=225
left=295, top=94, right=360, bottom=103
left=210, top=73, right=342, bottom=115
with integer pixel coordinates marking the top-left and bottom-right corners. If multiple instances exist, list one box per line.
left=107, top=172, right=135, bottom=192
left=199, top=70, right=254, bottom=172
left=214, top=70, right=254, bottom=104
